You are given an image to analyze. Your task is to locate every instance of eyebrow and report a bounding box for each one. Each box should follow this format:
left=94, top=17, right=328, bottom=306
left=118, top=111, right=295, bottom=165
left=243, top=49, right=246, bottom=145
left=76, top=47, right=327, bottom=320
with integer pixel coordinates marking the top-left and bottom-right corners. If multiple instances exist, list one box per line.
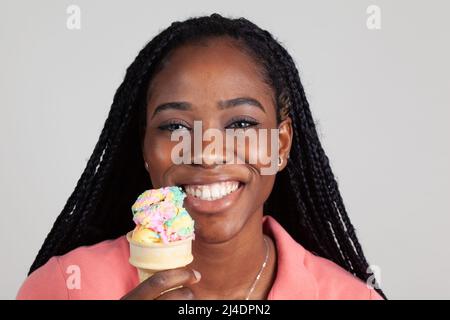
left=151, top=97, right=266, bottom=119
left=151, top=102, right=190, bottom=119
left=218, top=97, right=265, bottom=112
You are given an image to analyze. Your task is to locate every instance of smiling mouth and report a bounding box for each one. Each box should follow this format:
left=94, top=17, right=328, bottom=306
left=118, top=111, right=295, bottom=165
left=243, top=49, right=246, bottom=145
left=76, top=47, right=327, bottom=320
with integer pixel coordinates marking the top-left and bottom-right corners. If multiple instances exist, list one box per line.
left=181, top=181, right=244, bottom=201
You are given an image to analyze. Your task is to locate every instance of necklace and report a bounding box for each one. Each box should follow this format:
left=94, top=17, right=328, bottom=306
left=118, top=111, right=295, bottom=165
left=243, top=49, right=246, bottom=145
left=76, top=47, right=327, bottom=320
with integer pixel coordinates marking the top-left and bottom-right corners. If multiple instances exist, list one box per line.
left=245, top=236, right=270, bottom=300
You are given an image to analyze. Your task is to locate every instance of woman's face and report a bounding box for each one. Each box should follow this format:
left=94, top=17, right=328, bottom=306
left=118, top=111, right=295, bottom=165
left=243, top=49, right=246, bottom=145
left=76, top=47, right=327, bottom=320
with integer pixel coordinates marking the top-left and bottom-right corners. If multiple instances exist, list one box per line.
left=142, top=37, right=292, bottom=244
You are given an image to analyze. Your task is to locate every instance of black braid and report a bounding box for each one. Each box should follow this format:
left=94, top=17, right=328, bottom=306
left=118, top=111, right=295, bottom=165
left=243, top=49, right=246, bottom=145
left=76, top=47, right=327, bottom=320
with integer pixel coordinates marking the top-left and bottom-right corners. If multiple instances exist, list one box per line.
left=28, top=13, right=386, bottom=300
left=259, top=31, right=385, bottom=297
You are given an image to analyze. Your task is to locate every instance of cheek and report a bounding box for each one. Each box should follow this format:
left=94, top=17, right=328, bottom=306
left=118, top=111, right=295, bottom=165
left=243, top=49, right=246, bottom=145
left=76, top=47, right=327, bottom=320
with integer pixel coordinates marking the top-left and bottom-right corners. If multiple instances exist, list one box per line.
left=143, top=132, right=177, bottom=185
left=233, top=129, right=279, bottom=175
left=247, top=173, right=275, bottom=208
left=239, top=132, right=278, bottom=207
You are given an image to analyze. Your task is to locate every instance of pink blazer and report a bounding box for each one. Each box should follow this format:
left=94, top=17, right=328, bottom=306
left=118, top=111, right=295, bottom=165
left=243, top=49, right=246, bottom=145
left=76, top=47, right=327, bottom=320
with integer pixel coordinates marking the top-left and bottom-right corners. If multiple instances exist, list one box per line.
left=17, top=215, right=384, bottom=300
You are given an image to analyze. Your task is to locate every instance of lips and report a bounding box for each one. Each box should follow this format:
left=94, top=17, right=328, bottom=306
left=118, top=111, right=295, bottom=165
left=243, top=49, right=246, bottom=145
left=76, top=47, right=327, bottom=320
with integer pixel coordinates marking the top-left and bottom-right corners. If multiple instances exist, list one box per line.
left=177, top=176, right=246, bottom=214
left=184, top=181, right=240, bottom=201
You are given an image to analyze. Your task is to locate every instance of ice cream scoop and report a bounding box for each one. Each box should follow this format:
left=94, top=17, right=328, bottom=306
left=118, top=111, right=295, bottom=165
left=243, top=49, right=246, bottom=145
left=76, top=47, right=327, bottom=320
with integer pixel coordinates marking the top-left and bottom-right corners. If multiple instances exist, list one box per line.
left=127, top=186, right=195, bottom=282
left=131, top=186, right=194, bottom=244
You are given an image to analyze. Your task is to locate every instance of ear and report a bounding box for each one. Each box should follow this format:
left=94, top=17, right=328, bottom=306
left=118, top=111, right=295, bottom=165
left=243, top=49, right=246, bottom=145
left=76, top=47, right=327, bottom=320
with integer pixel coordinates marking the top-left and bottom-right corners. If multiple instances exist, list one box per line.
left=277, top=116, right=293, bottom=171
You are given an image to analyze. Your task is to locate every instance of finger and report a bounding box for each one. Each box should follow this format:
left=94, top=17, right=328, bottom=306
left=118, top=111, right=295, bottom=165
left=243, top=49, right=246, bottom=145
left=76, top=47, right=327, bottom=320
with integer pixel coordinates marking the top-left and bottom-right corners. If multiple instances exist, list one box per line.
left=156, top=286, right=195, bottom=300
left=125, top=268, right=200, bottom=300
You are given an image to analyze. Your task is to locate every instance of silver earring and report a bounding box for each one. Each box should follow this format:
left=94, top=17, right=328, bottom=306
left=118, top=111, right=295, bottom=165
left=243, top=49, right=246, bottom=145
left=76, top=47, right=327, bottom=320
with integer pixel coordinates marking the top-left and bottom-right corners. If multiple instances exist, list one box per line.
left=278, top=156, right=283, bottom=167
left=145, top=162, right=149, bottom=170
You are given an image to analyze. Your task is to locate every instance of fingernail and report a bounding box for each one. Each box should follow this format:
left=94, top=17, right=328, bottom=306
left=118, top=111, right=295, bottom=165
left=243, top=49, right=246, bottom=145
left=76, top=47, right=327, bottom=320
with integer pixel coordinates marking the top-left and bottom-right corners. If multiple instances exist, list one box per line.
left=193, top=269, right=201, bottom=281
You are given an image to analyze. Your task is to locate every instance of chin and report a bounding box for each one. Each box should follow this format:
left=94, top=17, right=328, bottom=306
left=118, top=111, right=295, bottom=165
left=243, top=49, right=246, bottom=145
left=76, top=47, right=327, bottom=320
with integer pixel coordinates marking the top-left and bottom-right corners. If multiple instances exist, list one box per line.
left=192, top=218, right=243, bottom=244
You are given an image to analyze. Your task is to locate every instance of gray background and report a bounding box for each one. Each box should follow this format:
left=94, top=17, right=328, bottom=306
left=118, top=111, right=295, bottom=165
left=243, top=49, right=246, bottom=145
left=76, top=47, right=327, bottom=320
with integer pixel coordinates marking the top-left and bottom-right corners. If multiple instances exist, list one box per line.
left=1, top=0, right=449, bottom=299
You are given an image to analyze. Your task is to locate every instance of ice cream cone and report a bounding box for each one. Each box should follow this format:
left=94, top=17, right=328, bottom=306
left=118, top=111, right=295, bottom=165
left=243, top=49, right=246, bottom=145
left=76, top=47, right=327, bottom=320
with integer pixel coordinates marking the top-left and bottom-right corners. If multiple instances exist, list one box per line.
left=126, top=231, right=194, bottom=283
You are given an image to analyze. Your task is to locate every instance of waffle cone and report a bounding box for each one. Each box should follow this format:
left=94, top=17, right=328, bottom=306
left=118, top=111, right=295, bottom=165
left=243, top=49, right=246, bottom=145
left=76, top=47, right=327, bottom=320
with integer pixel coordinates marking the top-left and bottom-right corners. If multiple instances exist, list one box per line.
left=126, top=231, right=194, bottom=283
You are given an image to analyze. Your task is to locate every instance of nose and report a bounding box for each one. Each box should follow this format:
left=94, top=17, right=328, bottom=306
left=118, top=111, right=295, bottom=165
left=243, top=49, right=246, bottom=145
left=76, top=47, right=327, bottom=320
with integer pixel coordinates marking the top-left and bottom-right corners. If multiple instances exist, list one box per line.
left=191, top=145, right=225, bottom=168
left=190, top=124, right=230, bottom=168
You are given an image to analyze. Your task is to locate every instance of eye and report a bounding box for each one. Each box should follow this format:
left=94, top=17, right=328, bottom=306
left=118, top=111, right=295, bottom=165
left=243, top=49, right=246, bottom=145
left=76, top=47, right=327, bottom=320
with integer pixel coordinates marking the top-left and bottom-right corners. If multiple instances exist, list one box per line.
left=157, top=120, right=191, bottom=132
left=226, top=116, right=260, bottom=129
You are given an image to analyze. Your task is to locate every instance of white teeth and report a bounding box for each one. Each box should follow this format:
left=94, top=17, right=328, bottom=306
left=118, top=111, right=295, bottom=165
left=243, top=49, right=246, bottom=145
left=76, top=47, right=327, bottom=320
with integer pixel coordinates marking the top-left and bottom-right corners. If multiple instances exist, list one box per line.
left=184, top=181, right=240, bottom=201
left=211, top=185, right=220, bottom=199
left=203, top=188, right=211, bottom=199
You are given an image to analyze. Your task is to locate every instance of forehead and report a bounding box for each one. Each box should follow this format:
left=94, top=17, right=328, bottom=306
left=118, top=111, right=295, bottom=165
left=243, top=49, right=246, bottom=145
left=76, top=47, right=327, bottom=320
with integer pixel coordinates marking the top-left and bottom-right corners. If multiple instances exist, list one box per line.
left=147, top=37, right=274, bottom=105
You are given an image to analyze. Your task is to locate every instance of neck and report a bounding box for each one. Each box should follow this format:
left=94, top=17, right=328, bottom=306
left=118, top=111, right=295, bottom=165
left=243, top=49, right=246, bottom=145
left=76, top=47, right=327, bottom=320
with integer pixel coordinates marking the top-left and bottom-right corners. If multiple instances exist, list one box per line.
left=188, top=212, right=276, bottom=300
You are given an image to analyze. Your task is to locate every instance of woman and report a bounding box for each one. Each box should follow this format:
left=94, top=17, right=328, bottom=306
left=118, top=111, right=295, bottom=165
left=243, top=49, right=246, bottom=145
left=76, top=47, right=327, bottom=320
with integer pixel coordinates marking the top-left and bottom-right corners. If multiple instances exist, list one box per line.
left=17, top=13, right=386, bottom=300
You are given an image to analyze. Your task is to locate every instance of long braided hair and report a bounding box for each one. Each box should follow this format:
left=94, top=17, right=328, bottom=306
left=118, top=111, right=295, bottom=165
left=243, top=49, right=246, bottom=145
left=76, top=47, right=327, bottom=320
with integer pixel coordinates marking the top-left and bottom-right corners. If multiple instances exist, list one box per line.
left=29, top=13, right=386, bottom=299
